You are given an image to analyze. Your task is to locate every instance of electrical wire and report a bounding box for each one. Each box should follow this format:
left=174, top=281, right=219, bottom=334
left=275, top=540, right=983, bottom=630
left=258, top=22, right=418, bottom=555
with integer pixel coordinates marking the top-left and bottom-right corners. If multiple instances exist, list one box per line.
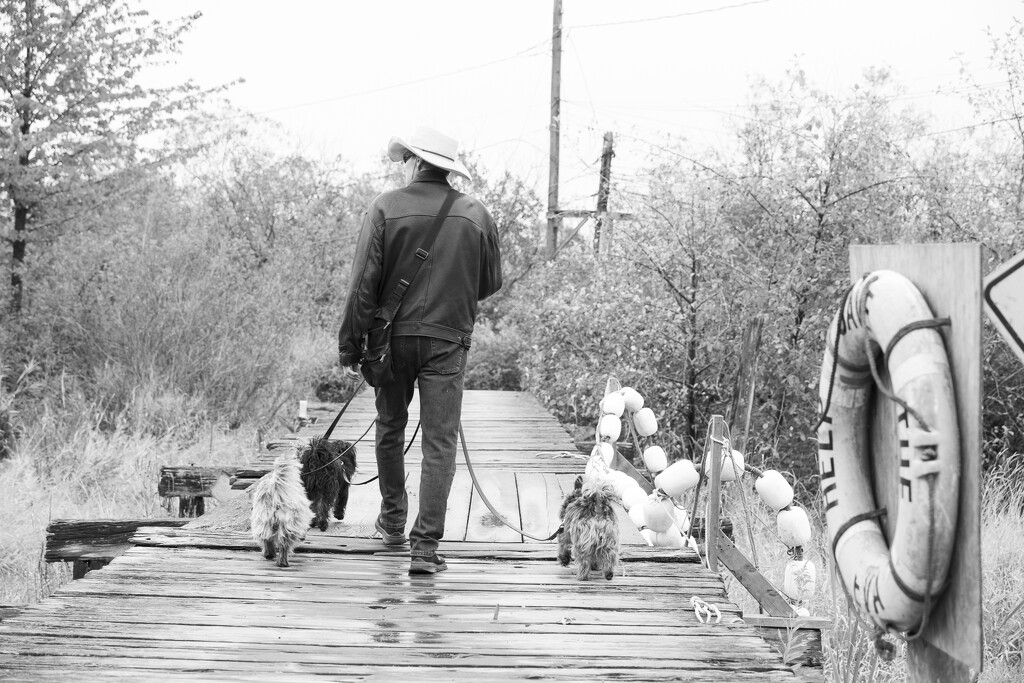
left=569, top=0, right=774, bottom=30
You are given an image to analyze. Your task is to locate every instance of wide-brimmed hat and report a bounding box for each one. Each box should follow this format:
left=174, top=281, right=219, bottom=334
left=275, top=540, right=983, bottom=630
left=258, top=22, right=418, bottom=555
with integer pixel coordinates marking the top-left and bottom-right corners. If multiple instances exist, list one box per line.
left=387, top=126, right=472, bottom=182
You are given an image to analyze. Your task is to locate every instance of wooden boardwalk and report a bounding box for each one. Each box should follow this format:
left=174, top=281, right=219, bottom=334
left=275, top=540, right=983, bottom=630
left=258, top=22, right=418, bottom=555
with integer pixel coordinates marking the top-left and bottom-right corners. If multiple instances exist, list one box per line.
left=0, top=390, right=801, bottom=681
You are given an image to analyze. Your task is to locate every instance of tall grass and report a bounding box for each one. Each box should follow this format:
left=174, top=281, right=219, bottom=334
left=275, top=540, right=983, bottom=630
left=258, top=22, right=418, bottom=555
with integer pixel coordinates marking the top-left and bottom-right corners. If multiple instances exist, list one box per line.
left=0, top=330, right=339, bottom=605
left=721, top=471, right=1024, bottom=681
left=0, top=400, right=260, bottom=605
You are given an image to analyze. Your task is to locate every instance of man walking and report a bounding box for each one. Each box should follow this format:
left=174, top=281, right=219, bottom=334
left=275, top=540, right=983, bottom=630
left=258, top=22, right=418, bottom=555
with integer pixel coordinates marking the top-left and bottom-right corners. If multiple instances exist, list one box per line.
left=338, top=126, right=502, bottom=574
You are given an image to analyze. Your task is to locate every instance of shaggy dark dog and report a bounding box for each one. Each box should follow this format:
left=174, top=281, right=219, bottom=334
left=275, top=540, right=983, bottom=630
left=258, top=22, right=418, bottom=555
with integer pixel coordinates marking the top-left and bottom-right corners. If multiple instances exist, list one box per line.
left=557, top=475, right=621, bottom=581
left=299, top=436, right=357, bottom=531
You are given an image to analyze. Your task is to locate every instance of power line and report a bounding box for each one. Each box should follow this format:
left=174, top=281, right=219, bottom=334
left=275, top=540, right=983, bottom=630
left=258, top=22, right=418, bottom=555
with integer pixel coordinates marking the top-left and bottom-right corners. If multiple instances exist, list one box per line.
left=570, top=0, right=773, bottom=29
left=246, top=38, right=551, bottom=118
left=908, top=115, right=1021, bottom=139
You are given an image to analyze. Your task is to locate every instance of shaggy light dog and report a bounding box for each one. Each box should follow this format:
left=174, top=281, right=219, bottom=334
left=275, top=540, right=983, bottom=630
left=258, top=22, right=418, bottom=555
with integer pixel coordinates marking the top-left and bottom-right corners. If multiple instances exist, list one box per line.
left=557, top=475, right=621, bottom=581
left=250, top=452, right=313, bottom=567
left=299, top=436, right=357, bottom=532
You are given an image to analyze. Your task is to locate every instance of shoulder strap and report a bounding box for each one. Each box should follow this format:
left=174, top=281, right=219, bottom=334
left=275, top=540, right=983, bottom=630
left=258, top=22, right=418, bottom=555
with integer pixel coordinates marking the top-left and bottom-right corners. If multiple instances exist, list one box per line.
left=380, top=189, right=459, bottom=318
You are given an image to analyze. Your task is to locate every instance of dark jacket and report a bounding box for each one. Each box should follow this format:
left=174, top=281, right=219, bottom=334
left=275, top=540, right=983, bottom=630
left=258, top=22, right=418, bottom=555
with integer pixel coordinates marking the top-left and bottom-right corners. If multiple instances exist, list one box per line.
left=338, top=168, right=502, bottom=367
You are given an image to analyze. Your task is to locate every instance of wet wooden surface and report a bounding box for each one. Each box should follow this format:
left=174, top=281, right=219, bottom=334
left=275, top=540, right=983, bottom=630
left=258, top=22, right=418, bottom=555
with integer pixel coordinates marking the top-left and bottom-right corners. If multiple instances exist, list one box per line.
left=0, top=389, right=800, bottom=680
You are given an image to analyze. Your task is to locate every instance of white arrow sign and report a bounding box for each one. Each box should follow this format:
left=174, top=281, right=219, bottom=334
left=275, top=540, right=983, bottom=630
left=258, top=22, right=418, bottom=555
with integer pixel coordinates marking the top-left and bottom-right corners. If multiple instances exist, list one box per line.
left=984, top=250, right=1024, bottom=366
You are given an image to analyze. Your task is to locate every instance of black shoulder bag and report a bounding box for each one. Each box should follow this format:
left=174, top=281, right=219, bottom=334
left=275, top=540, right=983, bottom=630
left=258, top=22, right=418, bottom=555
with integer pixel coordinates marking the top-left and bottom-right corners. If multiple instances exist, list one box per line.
left=359, top=189, right=459, bottom=387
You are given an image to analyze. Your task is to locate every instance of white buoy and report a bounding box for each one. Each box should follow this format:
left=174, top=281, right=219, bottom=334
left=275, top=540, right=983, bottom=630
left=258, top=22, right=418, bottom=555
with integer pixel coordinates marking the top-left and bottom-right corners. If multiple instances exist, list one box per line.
left=607, top=470, right=636, bottom=499
left=633, top=407, right=658, bottom=437
left=754, top=469, right=794, bottom=510
left=643, top=495, right=675, bottom=532
left=627, top=503, right=646, bottom=528
left=620, top=387, right=644, bottom=412
left=598, top=414, right=622, bottom=441
left=653, top=524, right=686, bottom=548
left=777, top=506, right=812, bottom=548
left=642, top=445, right=668, bottom=473
left=654, top=459, right=699, bottom=497
left=703, top=448, right=744, bottom=482
left=595, top=441, right=615, bottom=466
left=783, top=558, right=817, bottom=601
left=621, top=485, right=649, bottom=512
left=673, top=504, right=691, bottom=534
left=600, top=392, right=626, bottom=417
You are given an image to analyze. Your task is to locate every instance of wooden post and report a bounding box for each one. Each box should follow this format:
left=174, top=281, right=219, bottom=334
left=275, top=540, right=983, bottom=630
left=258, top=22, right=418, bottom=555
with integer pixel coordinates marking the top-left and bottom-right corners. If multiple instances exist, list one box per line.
left=178, top=496, right=205, bottom=518
left=706, top=414, right=725, bottom=571
left=848, top=244, right=983, bottom=680
left=595, top=132, right=614, bottom=254
left=726, top=315, right=764, bottom=455
left=545, top=0, right=562, bottom=258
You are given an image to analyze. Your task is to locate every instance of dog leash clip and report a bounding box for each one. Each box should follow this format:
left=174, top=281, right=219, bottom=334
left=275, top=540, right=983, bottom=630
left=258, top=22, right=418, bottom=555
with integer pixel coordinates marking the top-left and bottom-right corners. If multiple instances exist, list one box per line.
left=690, top=596, right=721, bottom=624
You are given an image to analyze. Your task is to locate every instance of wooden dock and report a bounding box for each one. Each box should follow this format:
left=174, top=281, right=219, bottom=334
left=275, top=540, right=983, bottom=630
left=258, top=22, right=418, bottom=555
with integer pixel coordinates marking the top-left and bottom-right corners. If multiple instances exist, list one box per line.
left=0, top=390, right=803, bottom=680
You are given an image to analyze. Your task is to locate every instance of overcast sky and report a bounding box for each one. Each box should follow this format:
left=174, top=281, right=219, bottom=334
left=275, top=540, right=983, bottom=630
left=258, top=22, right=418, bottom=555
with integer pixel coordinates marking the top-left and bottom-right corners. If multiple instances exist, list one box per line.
left=145, top=0, right=1024, bottom=210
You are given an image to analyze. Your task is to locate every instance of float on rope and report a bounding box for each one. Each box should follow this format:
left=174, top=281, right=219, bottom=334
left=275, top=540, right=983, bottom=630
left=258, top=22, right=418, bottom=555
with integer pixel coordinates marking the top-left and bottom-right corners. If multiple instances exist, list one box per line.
left=585, top=383, right=699, bottom=549
left=817, top=269, right=960, bottom=634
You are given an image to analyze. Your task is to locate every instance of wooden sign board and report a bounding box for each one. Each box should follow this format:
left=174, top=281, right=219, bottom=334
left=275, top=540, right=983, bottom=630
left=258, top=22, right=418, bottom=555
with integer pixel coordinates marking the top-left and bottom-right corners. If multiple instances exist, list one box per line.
left=848, top=244, right=983, bottom=680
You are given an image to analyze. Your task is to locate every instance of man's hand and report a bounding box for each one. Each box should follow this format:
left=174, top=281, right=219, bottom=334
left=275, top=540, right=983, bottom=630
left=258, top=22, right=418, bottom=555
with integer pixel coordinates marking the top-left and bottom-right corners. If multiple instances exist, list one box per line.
left=343, top=364, right=361, bottom=380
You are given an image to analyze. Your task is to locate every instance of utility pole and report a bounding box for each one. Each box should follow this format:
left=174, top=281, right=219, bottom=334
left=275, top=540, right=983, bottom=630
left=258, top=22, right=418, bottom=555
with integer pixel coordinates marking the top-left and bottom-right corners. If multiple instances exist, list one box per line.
left=546, top=0, right=562, bottom=258
left=550, top=133, right=632, bottom=259
left=594, top=131, right=614, bottom=254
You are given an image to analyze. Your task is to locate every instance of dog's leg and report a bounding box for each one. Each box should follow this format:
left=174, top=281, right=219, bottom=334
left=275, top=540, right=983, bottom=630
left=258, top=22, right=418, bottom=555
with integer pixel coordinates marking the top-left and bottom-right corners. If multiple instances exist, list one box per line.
left=334, top=484, right=350, bottom=522
left=276, top=542, right=290, bottom=567
left=261, top=539, right=276, bottom=561
left=312, top=498, right=330, bottom=532
left=575, top=546, right=592, bottom=581
left=557, top=531, right=571, bottom=567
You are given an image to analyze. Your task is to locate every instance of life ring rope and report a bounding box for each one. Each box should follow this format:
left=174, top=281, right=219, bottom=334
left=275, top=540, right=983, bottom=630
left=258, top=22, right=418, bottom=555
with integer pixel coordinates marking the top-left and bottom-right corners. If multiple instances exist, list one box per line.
left=883, top=317, right=952, bottom=360
left=863, top=321, right=950, bottom=434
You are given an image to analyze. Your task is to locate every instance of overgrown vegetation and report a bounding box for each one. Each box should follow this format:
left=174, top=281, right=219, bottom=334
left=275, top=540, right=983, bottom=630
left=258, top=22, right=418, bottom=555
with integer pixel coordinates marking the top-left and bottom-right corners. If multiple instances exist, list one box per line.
left=0, top=1, right=1022, bottom=680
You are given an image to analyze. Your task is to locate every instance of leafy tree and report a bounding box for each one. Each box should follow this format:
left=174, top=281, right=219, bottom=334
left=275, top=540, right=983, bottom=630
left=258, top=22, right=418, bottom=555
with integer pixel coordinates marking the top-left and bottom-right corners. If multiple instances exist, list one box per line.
left=0, top=0, right=208, bottom=313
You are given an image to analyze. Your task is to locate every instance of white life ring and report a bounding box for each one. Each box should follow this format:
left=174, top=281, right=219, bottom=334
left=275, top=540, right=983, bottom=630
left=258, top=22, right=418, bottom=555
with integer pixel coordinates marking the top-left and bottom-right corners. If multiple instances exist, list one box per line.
left=816, top=270, right=960, bottom=633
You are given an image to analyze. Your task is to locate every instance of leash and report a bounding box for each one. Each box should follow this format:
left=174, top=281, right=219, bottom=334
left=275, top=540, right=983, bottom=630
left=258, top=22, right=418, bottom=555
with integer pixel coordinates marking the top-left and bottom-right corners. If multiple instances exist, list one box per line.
left=300, top=379, right=384, bottom=485
left=321, top=378, right=366, bottom=441
left=350, top=422, right=421, bottom=486
left=458, top=423, right=563, bottom=542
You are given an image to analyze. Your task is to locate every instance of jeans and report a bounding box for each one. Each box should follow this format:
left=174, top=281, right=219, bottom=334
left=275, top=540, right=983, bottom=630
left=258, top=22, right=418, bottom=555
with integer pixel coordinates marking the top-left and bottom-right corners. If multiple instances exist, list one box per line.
left=373, top=335, right=466, bottom=557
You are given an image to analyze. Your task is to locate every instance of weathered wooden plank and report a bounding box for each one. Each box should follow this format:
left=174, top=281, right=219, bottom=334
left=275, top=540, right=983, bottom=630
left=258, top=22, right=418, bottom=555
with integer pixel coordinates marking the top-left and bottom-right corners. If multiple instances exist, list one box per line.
left=54, top=578, right=727, bottom=611
left=0, top=662, right=796, bottom=682
left=717, top=534, right=797, bottom=618
left=742, top=614, right=830, bottom=670
left=0, top=606, right=22, bottom=623
left=110, top=544, right=704, bottom=574
left=0, top=618, right=784, bottom=652
left=0, top=652, right=798, bottom=682
left=102, top=560, right=724, bottom=590
left=130, top=527, right=699, bottom=562
left=0, top=636, right=793, bottom=674
left=44, top=519, right=189, bottom=562
left=516, top=471, right=565, bottom=540
left=11, top=599, right=749, bottom=631
left=157, top=466, right=237, bottom=497
left=444, top=470, right=472, bottom=540
left=465, top=469, right=524, bottom=542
